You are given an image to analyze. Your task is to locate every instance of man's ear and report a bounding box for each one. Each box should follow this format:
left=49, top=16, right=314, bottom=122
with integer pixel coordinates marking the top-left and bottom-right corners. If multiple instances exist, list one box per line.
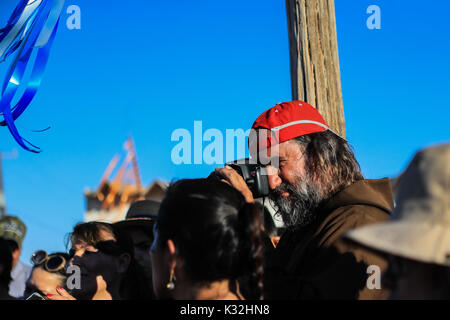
left=117, top=253, right=131, bottom=274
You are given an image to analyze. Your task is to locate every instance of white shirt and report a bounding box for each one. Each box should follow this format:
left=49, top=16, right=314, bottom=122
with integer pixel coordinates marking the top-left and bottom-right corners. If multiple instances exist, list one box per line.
left=9, top=260, right=32, bottom=299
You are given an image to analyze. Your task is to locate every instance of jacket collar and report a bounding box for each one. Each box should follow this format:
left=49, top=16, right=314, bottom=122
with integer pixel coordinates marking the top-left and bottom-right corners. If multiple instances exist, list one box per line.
left=320, top=178, right=393, bottom=216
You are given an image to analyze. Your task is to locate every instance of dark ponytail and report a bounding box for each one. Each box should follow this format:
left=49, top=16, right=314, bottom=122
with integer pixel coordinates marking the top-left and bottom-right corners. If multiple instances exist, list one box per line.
left=157, top=178, right=264, bottom=299
left=237, top=202, right=264, bottom=300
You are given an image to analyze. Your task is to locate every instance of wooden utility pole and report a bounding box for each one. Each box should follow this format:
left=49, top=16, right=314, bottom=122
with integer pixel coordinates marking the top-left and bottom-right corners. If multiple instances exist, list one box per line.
left=285, top=0, right=346, bottom=137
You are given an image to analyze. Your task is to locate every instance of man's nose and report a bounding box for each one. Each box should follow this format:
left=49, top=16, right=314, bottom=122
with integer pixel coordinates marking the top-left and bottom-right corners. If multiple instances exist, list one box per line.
left=266, top=165, right=282, bottom=190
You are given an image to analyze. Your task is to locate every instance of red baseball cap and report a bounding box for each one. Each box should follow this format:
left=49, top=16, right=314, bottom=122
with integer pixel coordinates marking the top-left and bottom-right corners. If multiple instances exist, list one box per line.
left=250, top=100, right=330, bottom=149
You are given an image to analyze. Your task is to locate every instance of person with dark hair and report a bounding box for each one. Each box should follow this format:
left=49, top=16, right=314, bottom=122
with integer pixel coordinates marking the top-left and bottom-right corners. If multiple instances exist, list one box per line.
left=24, top=251, right=69, bottom=300
left=0, top=215, right=32, bottom=298
left=216, top=101, right=393, bottom=299
left=0, top=238, right=15, bottom=300
left=48, top=221, right=152, bottom=300
left=114, top=200, right=159, bottom=300
left=150, top=178, right=264, bottom=300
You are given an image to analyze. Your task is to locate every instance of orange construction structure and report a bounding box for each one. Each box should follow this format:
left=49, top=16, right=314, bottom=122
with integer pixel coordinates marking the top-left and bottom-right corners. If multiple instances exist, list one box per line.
left=84, top=136, right=167, bottom=223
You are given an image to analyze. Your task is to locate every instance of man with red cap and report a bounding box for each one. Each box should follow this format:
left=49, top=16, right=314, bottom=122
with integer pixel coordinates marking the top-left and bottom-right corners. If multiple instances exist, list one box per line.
left=216, top=101, right=393, bottom=299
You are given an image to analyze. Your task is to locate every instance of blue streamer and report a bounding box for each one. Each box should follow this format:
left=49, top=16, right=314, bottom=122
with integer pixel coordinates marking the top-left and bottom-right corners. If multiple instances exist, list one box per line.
left=0, top=0, right=65, bottom=153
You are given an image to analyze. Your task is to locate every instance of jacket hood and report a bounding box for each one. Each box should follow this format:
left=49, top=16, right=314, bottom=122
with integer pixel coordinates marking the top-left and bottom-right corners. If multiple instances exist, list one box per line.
left=321, top=178, right=393, bottom=215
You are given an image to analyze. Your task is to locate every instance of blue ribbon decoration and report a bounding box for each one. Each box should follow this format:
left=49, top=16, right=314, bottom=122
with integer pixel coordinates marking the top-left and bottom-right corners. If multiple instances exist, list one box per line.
left=0, top=0, right=65, bottom=153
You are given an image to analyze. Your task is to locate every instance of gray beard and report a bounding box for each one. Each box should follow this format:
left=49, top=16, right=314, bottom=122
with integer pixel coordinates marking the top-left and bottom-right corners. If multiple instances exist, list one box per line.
left=269, top=175, right=324, bottom=228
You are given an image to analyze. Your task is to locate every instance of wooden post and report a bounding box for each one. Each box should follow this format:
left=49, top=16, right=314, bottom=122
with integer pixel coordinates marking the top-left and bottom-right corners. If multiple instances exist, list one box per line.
left=285, top=0, right=346, bottom=137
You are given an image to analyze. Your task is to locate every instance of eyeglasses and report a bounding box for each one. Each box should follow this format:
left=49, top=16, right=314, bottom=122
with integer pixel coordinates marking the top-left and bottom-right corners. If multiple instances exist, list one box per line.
left=95, top=240, right=127, bottom=256
left=68, top=240, right=126, bottom=259
left=30, top=250, right=67, bottom=273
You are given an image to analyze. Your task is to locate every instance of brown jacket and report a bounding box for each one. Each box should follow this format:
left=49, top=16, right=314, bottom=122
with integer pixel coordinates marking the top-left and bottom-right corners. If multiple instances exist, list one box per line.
left=264, top=178, right=393, bottom=300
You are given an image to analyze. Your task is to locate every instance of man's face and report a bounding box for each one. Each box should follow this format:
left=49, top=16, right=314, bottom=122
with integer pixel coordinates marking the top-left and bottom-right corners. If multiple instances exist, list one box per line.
left=123, top=226, right=154, bottom=296
left=126, top=226, right=153, bottom=270
left=250, top=133, right=323, bottom=227
left=249, top=130, right=306, bottom=190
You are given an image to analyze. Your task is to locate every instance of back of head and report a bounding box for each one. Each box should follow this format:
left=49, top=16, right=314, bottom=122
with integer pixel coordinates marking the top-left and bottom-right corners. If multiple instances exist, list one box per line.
left=24, top=251, right=69, bottom=299
left=0, top=238, right=13, bottom=290
left=157, top=178, right=264, bottom=299
left=31, top=251, right=69, bottom=283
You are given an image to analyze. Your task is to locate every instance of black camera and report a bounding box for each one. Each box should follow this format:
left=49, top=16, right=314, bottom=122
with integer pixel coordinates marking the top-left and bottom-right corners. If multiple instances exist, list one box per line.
left=211, top=158, right=269, bottom=198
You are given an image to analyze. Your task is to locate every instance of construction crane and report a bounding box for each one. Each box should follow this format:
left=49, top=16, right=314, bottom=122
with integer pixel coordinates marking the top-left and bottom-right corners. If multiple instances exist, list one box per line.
left=84, top=136, right=168, bottom=223
left=86, top=136, right=145, bottom=222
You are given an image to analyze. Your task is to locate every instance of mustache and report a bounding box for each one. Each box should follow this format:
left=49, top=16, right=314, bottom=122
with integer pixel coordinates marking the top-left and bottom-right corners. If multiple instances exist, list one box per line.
left=270, top=181, right=298, bottom=198
left=268, top=177, right=323, bottom=228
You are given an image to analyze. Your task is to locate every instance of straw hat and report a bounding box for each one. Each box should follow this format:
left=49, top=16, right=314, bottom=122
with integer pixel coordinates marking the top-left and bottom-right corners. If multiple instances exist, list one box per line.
left=346, top=143, right=450, bottom=266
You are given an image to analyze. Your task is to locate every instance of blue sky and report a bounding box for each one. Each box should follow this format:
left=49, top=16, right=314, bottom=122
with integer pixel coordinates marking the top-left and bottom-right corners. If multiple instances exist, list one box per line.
left=0, top=0, right=449, bottom=261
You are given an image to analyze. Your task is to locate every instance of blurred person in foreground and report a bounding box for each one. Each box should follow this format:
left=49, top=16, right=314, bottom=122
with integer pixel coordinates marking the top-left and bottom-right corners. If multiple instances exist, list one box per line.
left=346, top=143, right=450, bottom=299
left=0, top=215, right=31, bottom=298
left=150, top=178, right=264, bottom=300
left=115, top=200, right=159, bottom=300
left=23, top=251, right=69, bottom=300
left=215, top=101, right=394, bottom=299
left=48, top=221, right=151, bottom=300
left=0, top=238, right=15, bottom=300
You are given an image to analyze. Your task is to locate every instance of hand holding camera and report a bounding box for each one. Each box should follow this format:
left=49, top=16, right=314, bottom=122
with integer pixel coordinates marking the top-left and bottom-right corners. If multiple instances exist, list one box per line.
left=209, top=158, right=270, bottom=203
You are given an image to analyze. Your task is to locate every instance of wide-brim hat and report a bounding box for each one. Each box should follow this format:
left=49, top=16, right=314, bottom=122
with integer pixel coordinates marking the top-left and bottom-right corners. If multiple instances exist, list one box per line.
left=114, top=200, right=159, bottom=231
left=346, top=143, right=450, bottom=267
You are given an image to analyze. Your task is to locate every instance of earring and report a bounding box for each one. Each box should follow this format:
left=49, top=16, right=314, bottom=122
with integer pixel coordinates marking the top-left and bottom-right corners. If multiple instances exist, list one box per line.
left=166, top=270, right=176, bottom=290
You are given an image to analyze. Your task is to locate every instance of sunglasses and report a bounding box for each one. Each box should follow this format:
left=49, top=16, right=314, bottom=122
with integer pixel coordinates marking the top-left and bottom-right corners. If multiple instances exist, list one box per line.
left=68, top=240, right=126, bottom=259
left=30, top=250, right=67, bottom=273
